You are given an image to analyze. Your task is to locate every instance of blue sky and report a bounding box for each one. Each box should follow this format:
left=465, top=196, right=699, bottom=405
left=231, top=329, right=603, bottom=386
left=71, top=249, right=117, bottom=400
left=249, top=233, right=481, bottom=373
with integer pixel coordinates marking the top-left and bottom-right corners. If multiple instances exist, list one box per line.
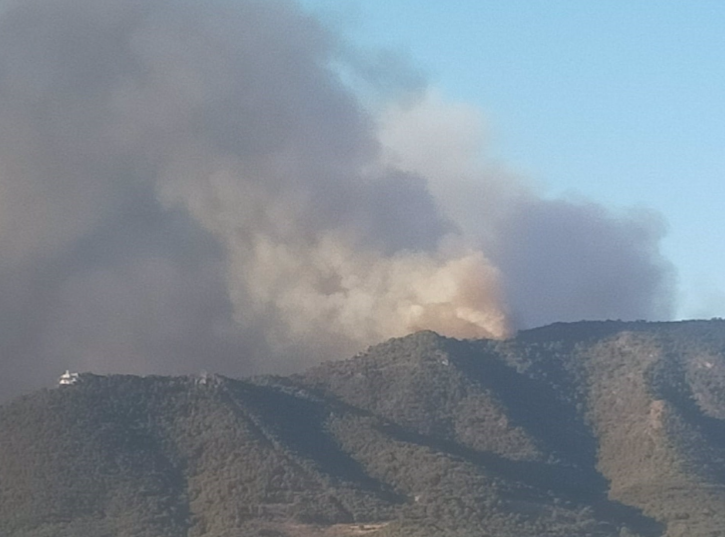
left=299, top=0, right=725, bottom=319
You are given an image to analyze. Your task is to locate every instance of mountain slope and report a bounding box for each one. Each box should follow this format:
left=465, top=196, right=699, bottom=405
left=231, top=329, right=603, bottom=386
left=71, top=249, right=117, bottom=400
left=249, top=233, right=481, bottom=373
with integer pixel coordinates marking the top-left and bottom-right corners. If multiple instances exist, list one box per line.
left=1, top=320, right=725, bottom=536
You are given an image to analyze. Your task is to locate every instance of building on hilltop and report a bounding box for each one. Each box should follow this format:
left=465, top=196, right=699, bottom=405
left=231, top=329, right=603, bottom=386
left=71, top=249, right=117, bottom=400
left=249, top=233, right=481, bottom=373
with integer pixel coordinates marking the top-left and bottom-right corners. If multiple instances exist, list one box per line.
left=58, top=370, right=80, bottom=386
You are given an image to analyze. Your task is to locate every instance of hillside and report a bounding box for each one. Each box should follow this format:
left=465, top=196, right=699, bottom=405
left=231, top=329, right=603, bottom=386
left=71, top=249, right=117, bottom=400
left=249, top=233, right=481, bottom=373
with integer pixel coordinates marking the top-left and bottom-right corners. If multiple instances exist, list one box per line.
left=1, top=320, right=724, bottom=536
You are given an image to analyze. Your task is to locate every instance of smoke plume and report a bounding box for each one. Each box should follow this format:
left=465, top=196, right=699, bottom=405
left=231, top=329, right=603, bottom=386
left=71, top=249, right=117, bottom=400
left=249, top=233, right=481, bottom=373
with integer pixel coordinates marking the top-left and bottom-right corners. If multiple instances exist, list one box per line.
left=0, top=0, right=673, bottom=399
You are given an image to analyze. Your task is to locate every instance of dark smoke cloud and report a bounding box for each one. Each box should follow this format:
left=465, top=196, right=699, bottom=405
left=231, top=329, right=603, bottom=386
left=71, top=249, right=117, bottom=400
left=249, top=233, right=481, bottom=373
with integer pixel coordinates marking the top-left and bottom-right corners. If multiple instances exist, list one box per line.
left=0, top=0, right=673, bottom=400
left=488, top=198, right=674, bottom=328
left=379, top=94, right=674, bottom=325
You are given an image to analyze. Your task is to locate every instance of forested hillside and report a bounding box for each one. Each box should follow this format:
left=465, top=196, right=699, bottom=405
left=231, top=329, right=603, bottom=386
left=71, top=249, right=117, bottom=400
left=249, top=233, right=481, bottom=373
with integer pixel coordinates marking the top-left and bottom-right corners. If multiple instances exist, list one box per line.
left=1, top=320, right=724, bottom=536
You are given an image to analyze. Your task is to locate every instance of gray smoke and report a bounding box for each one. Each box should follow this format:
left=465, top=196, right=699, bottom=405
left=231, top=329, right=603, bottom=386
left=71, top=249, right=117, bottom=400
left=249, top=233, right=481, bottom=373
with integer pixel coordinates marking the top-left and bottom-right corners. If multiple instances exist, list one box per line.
left=0, top=0, right=673, bottom=400
left=379, top=95, right=674, bottom=328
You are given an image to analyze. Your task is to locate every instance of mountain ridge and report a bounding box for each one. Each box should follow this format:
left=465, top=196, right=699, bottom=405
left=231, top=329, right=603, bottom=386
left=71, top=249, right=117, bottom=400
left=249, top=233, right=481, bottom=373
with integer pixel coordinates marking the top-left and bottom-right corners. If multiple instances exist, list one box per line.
left=2, top=320, right=725, bottom=536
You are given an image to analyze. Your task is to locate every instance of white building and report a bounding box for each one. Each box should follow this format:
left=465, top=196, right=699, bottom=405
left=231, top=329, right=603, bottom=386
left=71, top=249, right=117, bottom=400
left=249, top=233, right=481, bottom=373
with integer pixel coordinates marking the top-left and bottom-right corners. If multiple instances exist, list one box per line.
left=58, top=370, right=80, bottom=386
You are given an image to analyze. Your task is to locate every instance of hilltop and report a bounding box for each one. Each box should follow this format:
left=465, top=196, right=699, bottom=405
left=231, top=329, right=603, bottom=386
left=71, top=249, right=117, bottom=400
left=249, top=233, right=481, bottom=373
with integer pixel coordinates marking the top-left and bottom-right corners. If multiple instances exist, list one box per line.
left=1, top=320, right=724, bottom=536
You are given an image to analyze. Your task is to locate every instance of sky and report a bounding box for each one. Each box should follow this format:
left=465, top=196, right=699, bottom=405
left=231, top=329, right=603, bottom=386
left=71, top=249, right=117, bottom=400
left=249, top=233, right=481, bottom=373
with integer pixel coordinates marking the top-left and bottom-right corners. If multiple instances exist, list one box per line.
left=299, top=0, right=725, bottom=319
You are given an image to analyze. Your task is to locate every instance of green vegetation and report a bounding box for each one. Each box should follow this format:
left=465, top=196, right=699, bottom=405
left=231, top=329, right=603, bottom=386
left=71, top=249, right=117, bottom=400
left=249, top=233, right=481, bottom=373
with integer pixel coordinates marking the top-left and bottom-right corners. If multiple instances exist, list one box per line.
left=1, top=320, right=724, bottom=536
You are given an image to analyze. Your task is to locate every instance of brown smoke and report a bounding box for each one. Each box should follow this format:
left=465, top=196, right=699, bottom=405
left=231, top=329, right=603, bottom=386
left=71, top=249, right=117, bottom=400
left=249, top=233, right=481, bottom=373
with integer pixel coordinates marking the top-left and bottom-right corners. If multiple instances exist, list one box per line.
left=0, top=0, right=672, bottom=400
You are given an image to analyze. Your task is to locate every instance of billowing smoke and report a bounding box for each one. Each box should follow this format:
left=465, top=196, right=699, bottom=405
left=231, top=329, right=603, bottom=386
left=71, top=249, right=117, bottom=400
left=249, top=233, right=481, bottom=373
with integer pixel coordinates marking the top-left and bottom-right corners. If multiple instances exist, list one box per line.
left=0, top=0, right=673, bottom=400
left=379, top=94, right=674, bottom=328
